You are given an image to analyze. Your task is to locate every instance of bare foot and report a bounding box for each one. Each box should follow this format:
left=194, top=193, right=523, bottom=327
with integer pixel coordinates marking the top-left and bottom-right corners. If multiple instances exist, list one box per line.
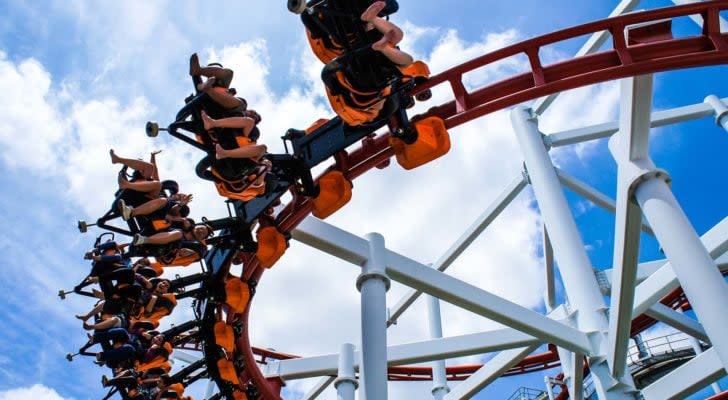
left=196, top=77, right=216, bottom=92
left=151, top=150, right=162, bottom=156
left=361, top=1, right=386, bottom=21
left=189, top=53, right=201, bottom=76
left=110, top=149, right=120, bottom=164
left=215, top=144, right=228, bottom=159
left=75, top=314, right=88, bottom=321
left=372, top=29, right=396, bottom=51
left=201, top=111, right=215, bottom=131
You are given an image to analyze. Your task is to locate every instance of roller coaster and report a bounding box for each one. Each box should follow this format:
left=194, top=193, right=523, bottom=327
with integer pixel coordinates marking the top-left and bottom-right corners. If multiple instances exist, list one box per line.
left=64, top=1, right=728, bottom=399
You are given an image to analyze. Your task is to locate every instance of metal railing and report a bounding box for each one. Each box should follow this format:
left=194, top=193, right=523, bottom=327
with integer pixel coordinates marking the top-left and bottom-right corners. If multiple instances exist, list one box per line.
left=507, top=387, right=548, bottom=400
left=627, top=332, right=702, bottom=367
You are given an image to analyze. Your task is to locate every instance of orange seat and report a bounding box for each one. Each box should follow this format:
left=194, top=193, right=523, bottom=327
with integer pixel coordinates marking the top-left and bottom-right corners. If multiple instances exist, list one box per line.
left=398, top=61, right=431, bottom=81
left=225, top=278, right=250, bottom=314
left=217, top=359, right=240, bottom=385
left=214, top=321, right=236, bottom=353
left=312, top=171, right=352, bottom=219
left=390, top=116, right=450, bottom=170
left=306, top=29, right=343, bottom=64
left=255, top=227, right=287, bottom=268
left=306, top=118, right=330, bottom=135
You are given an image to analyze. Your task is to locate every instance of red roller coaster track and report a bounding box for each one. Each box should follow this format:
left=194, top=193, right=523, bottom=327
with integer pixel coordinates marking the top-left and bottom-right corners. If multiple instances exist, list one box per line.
left=221, top=2, right=728, bottom=399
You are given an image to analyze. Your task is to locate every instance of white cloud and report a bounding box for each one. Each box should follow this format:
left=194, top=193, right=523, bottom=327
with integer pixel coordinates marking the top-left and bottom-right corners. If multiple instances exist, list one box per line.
left=0, top=385, right=67, bottom=400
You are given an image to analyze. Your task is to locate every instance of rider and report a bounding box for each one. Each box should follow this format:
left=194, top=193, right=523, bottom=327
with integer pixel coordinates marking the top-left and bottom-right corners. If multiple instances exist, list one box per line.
left=189, top=53, right=247, bottom=112
left=361, top=1, right=413, bottom=66
left=112, top=149, right=164, bottom=199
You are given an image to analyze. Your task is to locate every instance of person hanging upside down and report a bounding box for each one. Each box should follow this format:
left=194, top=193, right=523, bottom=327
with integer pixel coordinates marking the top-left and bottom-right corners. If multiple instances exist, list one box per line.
left=112, top=149, right=164, bottom=198
left=118, top=193, right=193, bottom=226
left=201, top=109, right=271, bottom=189
left=361, top=1, right=414, bottom=66
left=189, top=53, right=247, bottom=112
left=131, top=224, right=213, bottom=250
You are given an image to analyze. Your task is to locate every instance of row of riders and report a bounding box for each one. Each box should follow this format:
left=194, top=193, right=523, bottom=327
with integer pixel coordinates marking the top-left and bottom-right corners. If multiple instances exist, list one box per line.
left=67, top=2, right=423, bottom=399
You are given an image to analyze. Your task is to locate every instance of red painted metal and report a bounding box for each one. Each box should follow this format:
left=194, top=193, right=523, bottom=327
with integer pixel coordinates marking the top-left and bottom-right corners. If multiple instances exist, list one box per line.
left=220, top=2, right=728, bottom=398
left=708, top=390, right=728, bottom=400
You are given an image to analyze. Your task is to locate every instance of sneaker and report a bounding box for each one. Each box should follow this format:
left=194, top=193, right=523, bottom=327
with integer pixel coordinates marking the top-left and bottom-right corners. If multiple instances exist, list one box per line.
left=118, top=200, right=133, bottom=221
left=66, top=353, right=74, bottom=362
left=101, top=375, right=109, bottom=387
left=132, top=234, right=146, bottom=246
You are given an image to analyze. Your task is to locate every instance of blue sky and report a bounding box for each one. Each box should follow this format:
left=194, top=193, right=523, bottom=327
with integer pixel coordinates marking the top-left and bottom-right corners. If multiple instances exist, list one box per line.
left=0, top=0, right=727, bottom=399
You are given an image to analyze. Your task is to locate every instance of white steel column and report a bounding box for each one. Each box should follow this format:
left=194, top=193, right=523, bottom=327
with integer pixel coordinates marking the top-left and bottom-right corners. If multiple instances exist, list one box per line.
left=634, top=177, right=728, bottom=372
left=335, top=343, right=358, bottom=400
left=705, top=95, right=728, bottom=132
left=607, top=75, right=655, bottom=379
left=679, top=308, right=723, bottom=395
left=358, top=233, right=390, bottom=400
left=427, top=288, right=450, bottom=399
left=510, top=105, right=637, bottom=399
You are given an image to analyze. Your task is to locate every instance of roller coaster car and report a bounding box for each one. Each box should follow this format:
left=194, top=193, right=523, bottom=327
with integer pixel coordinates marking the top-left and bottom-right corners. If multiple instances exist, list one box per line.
left=127, top=240, right=206, bottom=267
left=296, top=0, right=400, bottom=63
left=78, top=171, right=179, bottom=236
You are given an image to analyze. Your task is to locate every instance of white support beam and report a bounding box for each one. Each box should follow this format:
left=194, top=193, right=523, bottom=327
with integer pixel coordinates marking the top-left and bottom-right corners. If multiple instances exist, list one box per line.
left=569, top=352, right=585, bottom=400
left=532, top=0, right=641, bottom=115
left=669, top=0, right=728, bottom=32
left=268, top=328, right=542, bottom=380
left=644, top=303, right=709, bottom=343
left=300, top=376, right=335, bottom=400
left=607, top=75, right=655, bottom=379
left=387, top=174, right=527, bottom=326
left=642, top=348, right=727, bottom=400
left=556, top=167, right=654, bottom=235
left=294, top=217, right=592, bottom=354
left=548, top=96, right=728, bottom=147
left=632, top=216, right=728, bottom=317
left=443, top=345, right=540, bottom=400
left=512, top=106, right=638, bottom=399
left=634, top=176, right=728, bottom=373
left=599, top=259, right=666, bottom=295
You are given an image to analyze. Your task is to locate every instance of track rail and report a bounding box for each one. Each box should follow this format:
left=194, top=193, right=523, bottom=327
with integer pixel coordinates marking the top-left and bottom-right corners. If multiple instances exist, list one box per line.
left=197, top=2, right=728, bottom=398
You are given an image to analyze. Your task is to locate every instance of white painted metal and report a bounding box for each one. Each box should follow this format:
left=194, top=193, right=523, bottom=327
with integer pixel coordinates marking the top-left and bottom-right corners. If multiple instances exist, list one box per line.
left=531, top=0, right=641, bottom=115
left=644, top=303, right=709, bottom=343
left=642, top=348, right=727, bottom=400
left=607, top=75, right=655, bottom=379
left=705, top=94, right=728, bottom=132
left=511, top=105, right=638, bottom=399
left=335, top=343, right=358, bottom=400
left=443, top=345, right=540, bottom=400
left=569, top=352, right=585, bottom=400
left=300, top=377, right=335, bottom=400
left=631, top=216, right=728, bottom=317
left=545, top=376, right=556, bottom=400
left=268, top=328, right=542, bottom=380
left=548, top=96, right=728, bottom=147
left=295, top=217, right=592, bottom=353
left=358, top=233, right=390, bottom=400
left=427, top=282, right=450, bottom=400
left=635, top=177, right=728, bottom=372
left=387, top=174, right=527, bottom=326
left=679, top=308, right=723, bottom=396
